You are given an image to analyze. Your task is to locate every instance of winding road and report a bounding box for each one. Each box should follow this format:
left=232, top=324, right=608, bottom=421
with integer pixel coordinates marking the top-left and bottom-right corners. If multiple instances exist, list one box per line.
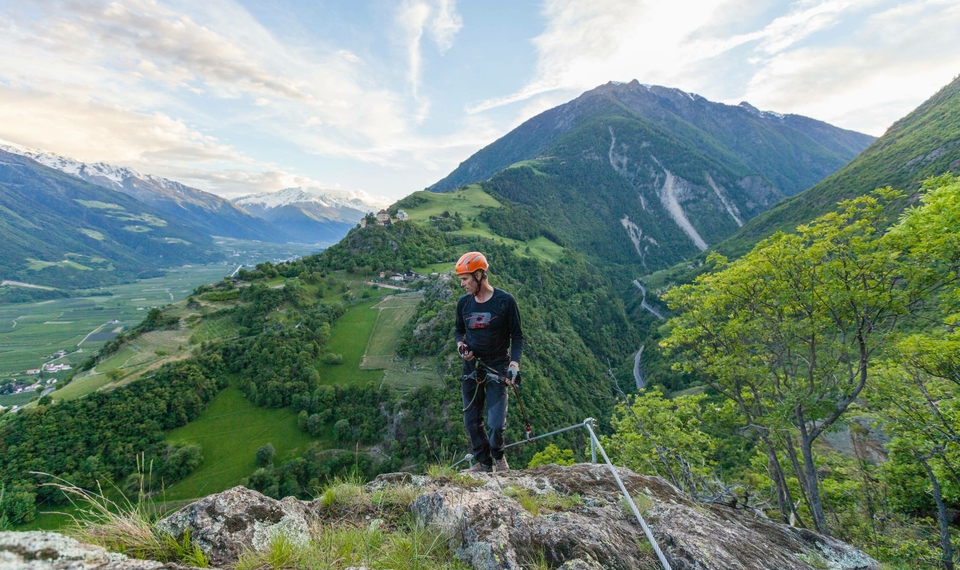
left=632, top=280, right=665, bottom=390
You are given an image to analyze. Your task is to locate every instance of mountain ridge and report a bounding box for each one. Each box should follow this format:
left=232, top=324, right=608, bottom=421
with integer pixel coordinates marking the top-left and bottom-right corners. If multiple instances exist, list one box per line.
left=0, top=149, right=222, bottom=288
left=418, top=80, right=875, bottom=271
left=233, top=186, right=378, bottom=245
left=430, top=80, right=875, bottom=196
left=0, top=139, right=286, bottom=243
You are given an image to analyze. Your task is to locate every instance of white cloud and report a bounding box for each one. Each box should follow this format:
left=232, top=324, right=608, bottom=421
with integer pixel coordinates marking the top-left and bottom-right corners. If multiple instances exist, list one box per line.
left=429, top=0, right=463, bottom=53
left=0, top=85, right=241, bottom=165
left=398, top=1, right=432, bottom=100
left=396, top=0, right=463, bottom=100
left=740, top=0, right=960, bottom=134
left=466, top=0, right=960, bottom=135
left=2, top=0, right=415, bottom=155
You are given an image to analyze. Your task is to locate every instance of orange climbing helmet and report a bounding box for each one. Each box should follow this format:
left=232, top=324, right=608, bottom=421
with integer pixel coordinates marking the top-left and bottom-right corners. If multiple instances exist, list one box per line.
left=455, top=251, right=489, bottom=275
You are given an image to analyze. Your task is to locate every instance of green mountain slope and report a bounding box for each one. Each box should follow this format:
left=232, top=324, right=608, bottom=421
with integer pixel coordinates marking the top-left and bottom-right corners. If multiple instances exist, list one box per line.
left=718, top=75, right=960, bottom=258
left=427, top=81, right=874, bottom=271
left=0, top=150, right=221, bottom=288
left=431, top=80, right=873, bottom=197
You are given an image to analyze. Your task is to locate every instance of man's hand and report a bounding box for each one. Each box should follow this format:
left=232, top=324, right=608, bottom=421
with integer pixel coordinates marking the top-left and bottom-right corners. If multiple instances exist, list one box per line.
left=457, top=342, right=475, bottom=361
left=505, top=362, right=519, bottom=386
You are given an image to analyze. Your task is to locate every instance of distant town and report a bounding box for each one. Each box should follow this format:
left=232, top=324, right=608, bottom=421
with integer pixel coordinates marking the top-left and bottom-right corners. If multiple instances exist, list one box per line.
left=0, top=348, right=78, bottom=413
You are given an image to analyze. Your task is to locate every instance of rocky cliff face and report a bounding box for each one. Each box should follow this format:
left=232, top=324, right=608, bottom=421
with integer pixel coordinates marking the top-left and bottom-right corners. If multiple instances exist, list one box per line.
left=1, top=464, right=877, bottom=570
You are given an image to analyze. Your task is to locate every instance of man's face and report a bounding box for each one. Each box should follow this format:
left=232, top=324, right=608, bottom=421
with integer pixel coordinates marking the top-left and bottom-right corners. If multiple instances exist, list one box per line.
left=459, top=273, right=478, bottom=295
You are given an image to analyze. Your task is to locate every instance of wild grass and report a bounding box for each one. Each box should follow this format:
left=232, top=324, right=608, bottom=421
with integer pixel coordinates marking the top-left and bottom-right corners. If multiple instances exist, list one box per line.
left=316, top=475, right=367, bottom=510
left=425, top=464, right=486, bottom=489
left=33, top=470, right=208, bottom=567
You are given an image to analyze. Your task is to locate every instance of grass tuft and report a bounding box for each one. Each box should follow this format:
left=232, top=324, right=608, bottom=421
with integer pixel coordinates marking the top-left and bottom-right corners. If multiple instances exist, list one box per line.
left=316, top=474, right=368, bottom=510
left=34, top=470, right=207, bottom=566
left=235, top=533, right=304, bottom=570
left=504, top=486, right=583, bottom=517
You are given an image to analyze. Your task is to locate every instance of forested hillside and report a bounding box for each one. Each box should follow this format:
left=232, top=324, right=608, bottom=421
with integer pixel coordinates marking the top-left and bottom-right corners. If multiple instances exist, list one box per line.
left=3, top=79, right=960, bottom=569
left=425, top=82, right=875, bottom=272
left=719, top=74, right=960, bottom=258
left=0, top=198, right=654, bottom=527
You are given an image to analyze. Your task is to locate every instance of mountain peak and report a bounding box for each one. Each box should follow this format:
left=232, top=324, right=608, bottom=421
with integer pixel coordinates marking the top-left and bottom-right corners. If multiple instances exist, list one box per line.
left=429, top=80, right=874, bottom=196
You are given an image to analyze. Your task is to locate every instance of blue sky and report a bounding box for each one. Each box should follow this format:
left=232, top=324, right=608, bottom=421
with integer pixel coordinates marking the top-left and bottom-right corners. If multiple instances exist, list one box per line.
left=1, top=0, right=958, bottom=203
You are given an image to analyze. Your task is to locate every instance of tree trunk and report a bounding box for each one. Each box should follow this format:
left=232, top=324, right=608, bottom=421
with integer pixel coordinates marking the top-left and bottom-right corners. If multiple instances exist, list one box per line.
left=920, top=456, right=955, bottom=570
left=784, top=435, right=813, bottom=515
left=799, top=432, right=829, bottom=535
left=759, top=432, right=801, bottom=526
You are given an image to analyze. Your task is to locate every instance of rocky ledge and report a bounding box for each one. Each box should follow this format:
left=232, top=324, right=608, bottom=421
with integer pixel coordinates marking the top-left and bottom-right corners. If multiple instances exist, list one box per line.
left=1, top=463, right=878, bottom=570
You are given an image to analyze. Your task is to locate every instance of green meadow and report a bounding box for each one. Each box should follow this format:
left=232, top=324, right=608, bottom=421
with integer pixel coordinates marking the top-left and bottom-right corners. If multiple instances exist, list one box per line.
left=360, top=293, right=443, bottom=391
left=401, top=184, right=564, bottom=263
left=318, top=298, right=383, bottom=386
left=163, top=382, right=319, bottom=501
left=361, top=294, right=421, bottom=368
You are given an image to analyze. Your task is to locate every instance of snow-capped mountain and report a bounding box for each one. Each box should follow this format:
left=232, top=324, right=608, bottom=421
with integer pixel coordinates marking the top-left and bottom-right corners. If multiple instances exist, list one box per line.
left=0, top=139, right=287, bottom=243
left=234, top=187, right=380, bottom=214
left=233, top=187, right=379, bottom=244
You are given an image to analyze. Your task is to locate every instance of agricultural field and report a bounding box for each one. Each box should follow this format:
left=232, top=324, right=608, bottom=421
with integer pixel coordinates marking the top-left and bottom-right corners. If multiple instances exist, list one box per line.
left=163, top=382, right=319, bottom=501
left=360, top=294, right=421, bottom=369
left=0, top=240, right=323, bottom=390
left=0, top=265, right=228, bottom=378
left=402, top=184, right=502, bottom=220
left=359, top=293, right=443, bottom=391
left=318, top=298, right=384, bottom=387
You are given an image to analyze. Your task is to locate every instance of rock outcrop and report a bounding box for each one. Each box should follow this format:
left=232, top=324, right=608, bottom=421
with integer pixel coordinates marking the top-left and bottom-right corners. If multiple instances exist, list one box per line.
left=0, top=531, right=195, bottom=569
left=1, top=463, right=879, bottom=570
left=156, top=486, right=311, bottom=568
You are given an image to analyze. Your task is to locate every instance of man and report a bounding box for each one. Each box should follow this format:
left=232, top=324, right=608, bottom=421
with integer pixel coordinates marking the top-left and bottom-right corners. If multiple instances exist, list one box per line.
left=454, top=251, right=523, bottom=473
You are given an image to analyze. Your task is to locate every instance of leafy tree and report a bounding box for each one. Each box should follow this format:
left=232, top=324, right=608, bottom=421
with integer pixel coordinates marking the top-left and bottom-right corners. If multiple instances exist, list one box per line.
left=162, top=443, right=204, bottom=481
left=601, top=388, right=717, bottom=496
left=527, top=444, right=576, bottom=468
left=256, top=443, right=276, bottom=467
left=662, top=191, right=919, bottom=534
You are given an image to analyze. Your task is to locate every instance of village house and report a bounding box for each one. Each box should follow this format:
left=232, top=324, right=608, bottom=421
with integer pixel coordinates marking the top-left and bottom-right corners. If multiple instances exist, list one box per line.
left=396, top=210, right=409, bottom=221
left=25, top=369, right=40, bottom=375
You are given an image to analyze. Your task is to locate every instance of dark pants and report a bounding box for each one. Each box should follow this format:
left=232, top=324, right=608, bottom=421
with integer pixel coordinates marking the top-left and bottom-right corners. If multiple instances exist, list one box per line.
left=461, top=372, right=508, bottom=466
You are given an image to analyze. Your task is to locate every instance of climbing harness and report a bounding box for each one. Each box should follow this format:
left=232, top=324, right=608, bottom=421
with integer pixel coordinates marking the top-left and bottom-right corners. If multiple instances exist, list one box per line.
left=462, top=357, right=534, bottom=442
left=450, top=417, right=674, bottom=570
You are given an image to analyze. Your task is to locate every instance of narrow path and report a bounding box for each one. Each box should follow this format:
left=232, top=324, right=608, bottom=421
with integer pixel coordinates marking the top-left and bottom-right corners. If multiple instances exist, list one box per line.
left=630, top=281, right=665, bottom=390
left=78, top=321, right=111, bottom=346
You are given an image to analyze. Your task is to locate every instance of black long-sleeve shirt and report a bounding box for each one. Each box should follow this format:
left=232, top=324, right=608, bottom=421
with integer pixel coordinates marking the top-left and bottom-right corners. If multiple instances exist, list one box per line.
left=454, top=288, right=523, bottom=366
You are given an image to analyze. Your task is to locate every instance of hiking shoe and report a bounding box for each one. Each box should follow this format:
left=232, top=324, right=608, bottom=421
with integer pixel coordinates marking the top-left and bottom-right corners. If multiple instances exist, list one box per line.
left=461, top=462, right=492, bottom=474
left=494, top=456, right=509, bottom=472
